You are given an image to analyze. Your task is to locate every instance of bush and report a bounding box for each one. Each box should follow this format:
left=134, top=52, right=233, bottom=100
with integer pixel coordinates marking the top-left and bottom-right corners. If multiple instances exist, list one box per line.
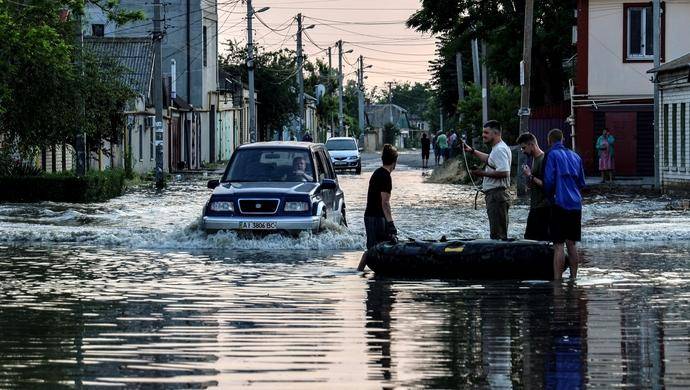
left=383, top=122, right=399, bottom=145
left=0, top=169, right=126, bottom=203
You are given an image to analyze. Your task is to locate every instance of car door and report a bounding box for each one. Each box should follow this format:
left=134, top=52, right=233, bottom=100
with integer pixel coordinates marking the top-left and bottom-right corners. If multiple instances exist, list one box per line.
left=315, top=149, right=337, bottom=219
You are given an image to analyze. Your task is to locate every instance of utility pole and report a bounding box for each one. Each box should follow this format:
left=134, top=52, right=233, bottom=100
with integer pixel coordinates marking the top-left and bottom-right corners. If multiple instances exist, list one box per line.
left=653, top=0, right=661, bottom=189
left=518, top=0, right=534, bottom=135
left=336, top=40, right=352, bottom=136
left=385, top=81, right=394, bottom=124
left=357, top=55, right=366, bottom=135
left=75, top=12, right=86, bottom=176
left=246, top=0, right=257, bottom=142
left=456, top=52, right=464, bottom=102
left=296, top=13, right=304, bottom=139
left=481, top=40, right=490, bottom=124
left=439, top=107, right=444, bottom=132
left=471, top=39, right=481, bottom=86
left=517, top=0, right=534, bottom=196
left=328, top=47, right=332, bottom=70
left=153, top=0, right=165, bottom=188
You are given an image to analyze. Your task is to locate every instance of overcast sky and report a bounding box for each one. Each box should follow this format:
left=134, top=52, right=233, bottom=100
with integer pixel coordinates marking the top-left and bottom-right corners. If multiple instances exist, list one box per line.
left=217, top=0, right=436, bottom=90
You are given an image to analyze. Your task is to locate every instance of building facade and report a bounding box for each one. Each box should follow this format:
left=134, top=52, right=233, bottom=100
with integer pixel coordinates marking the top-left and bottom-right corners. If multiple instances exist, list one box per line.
left=649, top=53, right=690, bottom=188
left=85, top=0, right=224, bottom=171
left=574, top=0, right=690, bottom=177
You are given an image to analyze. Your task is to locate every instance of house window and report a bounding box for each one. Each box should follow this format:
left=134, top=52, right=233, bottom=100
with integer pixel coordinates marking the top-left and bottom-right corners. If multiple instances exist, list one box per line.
left=92, top=24, right=105, bottom=37
left=672, top=104, right=677, bottom=167
left=624, top=3, right=665, bottom=62
left=203, top=26, right=208, bottom=67
left=681, top=103, right=686, bottom=167
left=663, top=104, right=669, bottom=166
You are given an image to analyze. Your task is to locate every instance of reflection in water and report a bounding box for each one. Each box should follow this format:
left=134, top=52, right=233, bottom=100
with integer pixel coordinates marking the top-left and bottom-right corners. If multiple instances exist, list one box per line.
left=364, top=278, right=589, bottom=388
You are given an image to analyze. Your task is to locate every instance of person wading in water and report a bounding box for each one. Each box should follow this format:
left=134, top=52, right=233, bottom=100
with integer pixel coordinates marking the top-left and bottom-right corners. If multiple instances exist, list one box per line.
left=517, top=133, right=550, bottom=241
left=357, top=144, right=399, bottom=271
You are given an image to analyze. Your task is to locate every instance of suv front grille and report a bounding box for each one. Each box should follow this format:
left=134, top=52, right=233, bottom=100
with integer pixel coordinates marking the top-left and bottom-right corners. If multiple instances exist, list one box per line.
left=238, top=199, right=280, bottom=214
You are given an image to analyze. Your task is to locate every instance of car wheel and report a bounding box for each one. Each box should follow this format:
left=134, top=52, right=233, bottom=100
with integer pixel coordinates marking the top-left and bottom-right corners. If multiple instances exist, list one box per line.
left=313, top=211, right=327, bottom=234
left=355, top=165, right=361, bottom=175
left=340, top=209, right=348, bottom=227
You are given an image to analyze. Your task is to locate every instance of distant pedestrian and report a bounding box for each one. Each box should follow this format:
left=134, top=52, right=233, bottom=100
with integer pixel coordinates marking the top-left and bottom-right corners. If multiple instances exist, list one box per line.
left=596, top=128, right=615, bottom=183
left=358, top=144, right=399, bottom=271
left=437, top=131, right=448, bottom=164
left=517, top=133, right=550, bottom=241
left=448, top=131, right=458, bottom=159
left=289, top=131, right=297, bottom=141
left=420, top=133, right=431, bottom=169
left=464, top=120, right=512, bottom=239
left=544, top=128, right=586, bottom=280
left=302, top=132, right=313, bottom=142
left=432, top=132, right=440, bottom=166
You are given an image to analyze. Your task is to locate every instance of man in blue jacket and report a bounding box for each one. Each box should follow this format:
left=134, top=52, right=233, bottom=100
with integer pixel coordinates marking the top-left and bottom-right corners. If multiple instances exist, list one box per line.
left=543, top=129, right=586, bottom=280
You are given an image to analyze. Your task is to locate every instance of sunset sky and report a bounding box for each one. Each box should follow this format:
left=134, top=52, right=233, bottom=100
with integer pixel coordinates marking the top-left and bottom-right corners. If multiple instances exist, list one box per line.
left=217, top=0, right=437, bottom=90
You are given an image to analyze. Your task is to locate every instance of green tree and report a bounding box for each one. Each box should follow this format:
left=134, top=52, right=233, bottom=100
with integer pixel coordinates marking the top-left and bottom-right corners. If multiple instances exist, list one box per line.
left=457, top=82, right=520, bottom=144
left=0, top=0, right=143, bottom=159
left=407, top=0, right=575, bottom=119
left=220, top=41, right=299, bottom=141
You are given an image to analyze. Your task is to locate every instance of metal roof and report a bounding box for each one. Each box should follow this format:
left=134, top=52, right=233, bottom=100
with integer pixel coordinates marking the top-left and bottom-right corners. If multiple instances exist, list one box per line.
left=83, top=37, right=154, bottom=96
left=647, top=53, right=690, bottom=74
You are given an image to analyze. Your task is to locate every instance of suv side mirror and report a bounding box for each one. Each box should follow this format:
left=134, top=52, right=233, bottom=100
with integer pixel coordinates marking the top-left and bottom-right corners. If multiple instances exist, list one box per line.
left=319, top=178, right=337, bottom=191
left=207, top=179, right=220, bottom=189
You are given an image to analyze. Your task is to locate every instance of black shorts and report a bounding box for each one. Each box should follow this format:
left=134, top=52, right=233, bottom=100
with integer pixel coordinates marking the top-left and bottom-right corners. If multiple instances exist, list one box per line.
left=549, top=206, right=582, bottom=243
left=524, top=207, right=551, bottom=241
left=364, top=216, right=388, bottom=249
left=422, top=149, right=430, bottom=159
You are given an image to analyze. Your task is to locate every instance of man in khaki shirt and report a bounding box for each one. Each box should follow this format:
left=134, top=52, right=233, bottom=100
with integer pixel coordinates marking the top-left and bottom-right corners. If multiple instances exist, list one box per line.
left=464, top=120, right=512, bottom=239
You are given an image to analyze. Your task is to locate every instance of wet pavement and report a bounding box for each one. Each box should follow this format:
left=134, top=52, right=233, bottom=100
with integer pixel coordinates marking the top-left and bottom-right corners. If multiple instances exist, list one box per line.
left=1, top=157, right=689, bottom=388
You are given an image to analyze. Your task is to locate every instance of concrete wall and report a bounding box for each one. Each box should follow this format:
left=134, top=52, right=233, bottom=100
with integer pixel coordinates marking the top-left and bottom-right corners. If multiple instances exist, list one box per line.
left=588, top=0, right=690, bottom=98
left=658, top=69, right=690, bottom=186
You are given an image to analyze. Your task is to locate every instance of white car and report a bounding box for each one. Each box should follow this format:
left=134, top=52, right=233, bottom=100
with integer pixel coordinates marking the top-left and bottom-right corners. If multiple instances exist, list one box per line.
left=325, top=137, right=361, bottom=174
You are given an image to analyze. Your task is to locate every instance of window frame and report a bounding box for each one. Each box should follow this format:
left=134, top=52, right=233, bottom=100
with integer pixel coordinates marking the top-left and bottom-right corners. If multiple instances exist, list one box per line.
left=91, top=24, right=105, bottom=37
left=203, top=26, right=208, bottom=68
left=622, top=2, right=665, bottom=63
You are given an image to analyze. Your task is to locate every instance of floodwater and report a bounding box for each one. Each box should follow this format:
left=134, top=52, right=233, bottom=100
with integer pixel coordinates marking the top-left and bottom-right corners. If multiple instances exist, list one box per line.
left=1, top=157, right=689, bottom=388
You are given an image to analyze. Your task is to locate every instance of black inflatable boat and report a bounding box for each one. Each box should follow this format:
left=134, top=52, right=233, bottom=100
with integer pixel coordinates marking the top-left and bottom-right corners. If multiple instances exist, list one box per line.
left=364, top=239, right=565, bottom=280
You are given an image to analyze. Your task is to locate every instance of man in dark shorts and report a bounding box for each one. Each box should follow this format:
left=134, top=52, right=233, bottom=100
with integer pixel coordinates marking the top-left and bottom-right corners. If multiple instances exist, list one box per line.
left=420, top=133, right=431, bottom=169
left=543, top=129, right=586, bottom=280
left=517, top=133, right=550, bottom=241
left=357, top=144, right=399, bottom=271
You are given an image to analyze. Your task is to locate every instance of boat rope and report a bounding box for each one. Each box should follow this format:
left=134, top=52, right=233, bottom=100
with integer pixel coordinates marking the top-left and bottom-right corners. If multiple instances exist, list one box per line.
left=461, top=137, right=484, bottom=210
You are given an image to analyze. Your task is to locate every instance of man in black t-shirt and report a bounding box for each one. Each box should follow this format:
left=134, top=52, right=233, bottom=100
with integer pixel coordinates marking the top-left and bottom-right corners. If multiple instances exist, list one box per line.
left=517, top=133, right=550, bottom=241
left=357, top=144, right=399, bottom=271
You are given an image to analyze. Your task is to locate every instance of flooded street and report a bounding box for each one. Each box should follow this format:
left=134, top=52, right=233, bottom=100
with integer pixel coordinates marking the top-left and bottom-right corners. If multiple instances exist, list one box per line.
left=1, top=155, right=689, bottom=388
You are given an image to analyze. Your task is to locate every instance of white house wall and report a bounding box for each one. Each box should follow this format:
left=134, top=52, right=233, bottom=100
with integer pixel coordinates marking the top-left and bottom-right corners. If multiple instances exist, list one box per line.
left=588, top=0, right=690, bottom=98
left=659, top=81, right=690, bottom=185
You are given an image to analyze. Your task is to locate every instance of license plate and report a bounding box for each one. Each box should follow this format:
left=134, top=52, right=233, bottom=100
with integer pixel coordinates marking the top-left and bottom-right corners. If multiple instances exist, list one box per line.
left=334, top=161, right=346, bottom=165
left=239, top=221, right=277, bottom=230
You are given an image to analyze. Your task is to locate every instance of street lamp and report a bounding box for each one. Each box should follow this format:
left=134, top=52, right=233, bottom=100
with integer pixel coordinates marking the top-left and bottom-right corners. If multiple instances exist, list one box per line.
left=253, top=6, right=270, bottom=14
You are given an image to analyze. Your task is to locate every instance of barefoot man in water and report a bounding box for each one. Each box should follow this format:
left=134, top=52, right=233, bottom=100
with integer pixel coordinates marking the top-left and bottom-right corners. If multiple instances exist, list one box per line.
left=357, top=144, right=399, bottom=271
left=543, top=129, right=586, bottom=280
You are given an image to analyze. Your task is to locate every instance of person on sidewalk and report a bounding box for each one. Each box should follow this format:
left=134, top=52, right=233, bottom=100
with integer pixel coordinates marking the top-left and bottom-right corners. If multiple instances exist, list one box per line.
left=437, top=131, right=448, bottom=164
left=357, top=144, right=399, bottom=271
left=420, top=132, right=431, bottom=169
left=448, top=130, right=458, bottom=159
left=543, top=129, right=586, bottom=280
left=517, top=133, right=550, bottom=241
left=463, top=120, right=512, bottom=239
left=596, top=128, right=615, bottom=183
left=432, top=132, right=440, bottom=166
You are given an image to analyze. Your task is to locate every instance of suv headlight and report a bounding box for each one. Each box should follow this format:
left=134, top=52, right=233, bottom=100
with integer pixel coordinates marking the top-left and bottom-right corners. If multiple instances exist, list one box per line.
left=210, top=201, right=234, bottom=212
left=284, top=201, right=309, bottom=212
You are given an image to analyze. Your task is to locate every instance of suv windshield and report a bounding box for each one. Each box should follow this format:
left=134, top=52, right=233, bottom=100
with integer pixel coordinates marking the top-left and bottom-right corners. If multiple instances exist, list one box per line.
left=325, top=139, right=357, bottom=151
left=224, top=149, right=315, bottom=182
